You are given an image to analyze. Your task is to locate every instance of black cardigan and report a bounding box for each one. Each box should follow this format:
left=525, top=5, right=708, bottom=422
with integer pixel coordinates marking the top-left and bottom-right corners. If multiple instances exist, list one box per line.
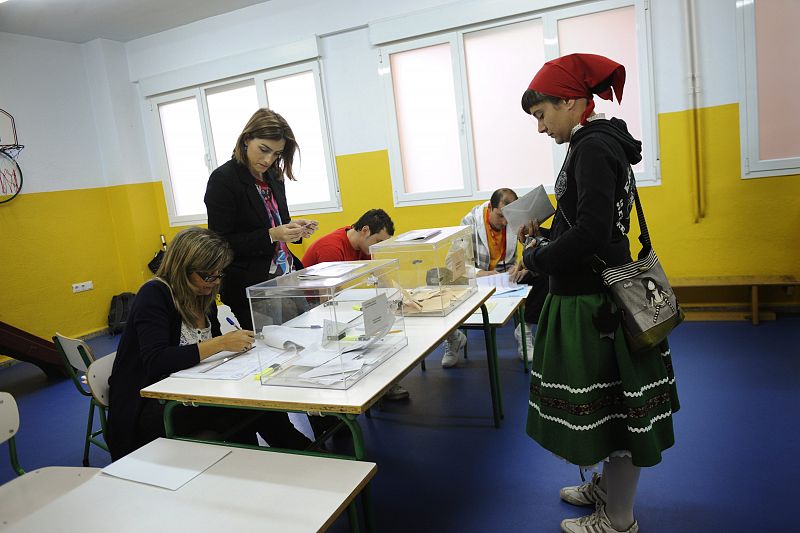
left=524, top=118, right=642, bottom=295
left=107, top=280, right=221, bottom=459
left=204, top=159, right=300, bottom=325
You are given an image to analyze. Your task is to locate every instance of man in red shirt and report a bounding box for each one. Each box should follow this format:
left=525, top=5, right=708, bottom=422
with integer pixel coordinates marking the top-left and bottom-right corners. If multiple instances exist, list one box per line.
left=302, top=209, right=394, bottom=266
left=301, top=209, right=410, bottom=401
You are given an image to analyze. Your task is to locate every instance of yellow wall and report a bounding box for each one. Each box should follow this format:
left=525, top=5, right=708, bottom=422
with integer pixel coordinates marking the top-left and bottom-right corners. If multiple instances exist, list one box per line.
left=649, top=103, right=800, bottom=277
left=0, top=182, right=169, bottom=339
left=2, top=103, right=799, bottom=340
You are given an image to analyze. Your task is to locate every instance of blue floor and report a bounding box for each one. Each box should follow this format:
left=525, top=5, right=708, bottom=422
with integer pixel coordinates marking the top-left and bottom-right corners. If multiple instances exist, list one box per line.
left=1, top=317, right=798, bottom=532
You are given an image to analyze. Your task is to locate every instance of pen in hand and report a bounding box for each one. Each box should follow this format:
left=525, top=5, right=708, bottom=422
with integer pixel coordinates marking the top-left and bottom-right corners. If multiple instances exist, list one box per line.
left=226, top=317, right=240, bottom=329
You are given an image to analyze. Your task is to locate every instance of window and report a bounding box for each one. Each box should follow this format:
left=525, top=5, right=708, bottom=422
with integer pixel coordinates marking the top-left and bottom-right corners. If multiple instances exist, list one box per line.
left=150, top=62, right=339, bottom=226
left=737, top=0, right=800, bottom=179
left=378, top=0, right=657, bottom=207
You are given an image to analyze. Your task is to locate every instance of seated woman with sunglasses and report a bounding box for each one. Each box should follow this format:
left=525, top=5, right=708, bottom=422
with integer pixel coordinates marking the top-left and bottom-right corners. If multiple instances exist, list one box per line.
left=107, top=227, right=311, bottom=460
left=204, top=108, right=318, bottom=332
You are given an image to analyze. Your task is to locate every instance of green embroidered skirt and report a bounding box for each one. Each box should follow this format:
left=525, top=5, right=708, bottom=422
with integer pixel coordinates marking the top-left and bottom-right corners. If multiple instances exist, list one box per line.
left=526, top=292, right=679, bottom=467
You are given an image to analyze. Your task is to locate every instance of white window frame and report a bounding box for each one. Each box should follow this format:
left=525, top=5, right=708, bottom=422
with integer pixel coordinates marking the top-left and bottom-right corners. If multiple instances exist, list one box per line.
left=736, top=0, right=800, bottom=179
left=377, top=0, right=658, bottom=208
left=149, top=87, right=209, bottom=226
left=255, top=61, right=341, bottom=215
left=379, top=34, right=474, bottom=206
left=146, top=61, right=340, bottom=226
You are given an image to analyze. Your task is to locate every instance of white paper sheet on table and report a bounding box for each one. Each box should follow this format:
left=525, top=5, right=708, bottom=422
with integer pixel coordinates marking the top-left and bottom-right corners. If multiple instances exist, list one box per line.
left=101, top=438, right=230, bottom=491
left=171, top=350, right=262, bottom=380
left=477, top=272, right=525, bottom=295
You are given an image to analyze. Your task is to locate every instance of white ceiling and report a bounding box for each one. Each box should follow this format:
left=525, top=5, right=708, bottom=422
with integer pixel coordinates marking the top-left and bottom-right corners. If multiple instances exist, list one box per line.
left=0, top=0, right=272, bottom=44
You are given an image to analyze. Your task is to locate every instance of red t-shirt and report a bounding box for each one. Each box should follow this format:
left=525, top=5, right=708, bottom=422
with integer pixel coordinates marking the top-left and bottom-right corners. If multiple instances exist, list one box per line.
left=301, top=226, right=368, bottom=267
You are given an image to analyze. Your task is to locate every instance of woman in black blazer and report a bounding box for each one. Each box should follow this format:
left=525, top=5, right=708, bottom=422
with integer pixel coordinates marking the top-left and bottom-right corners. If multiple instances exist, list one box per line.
left=204, top=108, right=317, bottom=330
left=107, top=227, right=311, bottom=459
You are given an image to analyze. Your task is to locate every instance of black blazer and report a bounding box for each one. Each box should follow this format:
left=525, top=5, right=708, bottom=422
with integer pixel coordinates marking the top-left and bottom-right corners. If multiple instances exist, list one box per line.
left=204, top=159, right=301, bottom=321
left=107, top=280, right=221, bottom=460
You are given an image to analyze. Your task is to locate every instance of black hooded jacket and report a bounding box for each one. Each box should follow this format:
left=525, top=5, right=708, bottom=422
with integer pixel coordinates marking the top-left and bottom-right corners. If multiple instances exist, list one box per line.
left=523, top=117, right=642, bottom=295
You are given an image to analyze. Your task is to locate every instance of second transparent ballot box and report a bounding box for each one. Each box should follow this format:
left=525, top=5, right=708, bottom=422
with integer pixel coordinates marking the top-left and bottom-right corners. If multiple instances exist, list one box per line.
left=245, top=259, right=407, bottom=389
left=368, top=226, right=477, bottom=317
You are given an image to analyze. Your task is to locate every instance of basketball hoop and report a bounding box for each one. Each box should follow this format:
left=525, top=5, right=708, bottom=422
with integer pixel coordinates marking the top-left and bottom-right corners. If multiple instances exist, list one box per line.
left=0, top=109, right=24, bottom=204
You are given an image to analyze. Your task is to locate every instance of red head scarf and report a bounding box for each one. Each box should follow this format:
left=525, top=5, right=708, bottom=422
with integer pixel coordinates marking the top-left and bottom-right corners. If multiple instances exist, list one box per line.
left=527, top=53, right=626, bottom=125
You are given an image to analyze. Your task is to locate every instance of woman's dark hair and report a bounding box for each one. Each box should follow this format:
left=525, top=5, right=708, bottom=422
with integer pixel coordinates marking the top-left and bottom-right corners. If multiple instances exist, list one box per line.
left=521, top=89, right=563, bottom=114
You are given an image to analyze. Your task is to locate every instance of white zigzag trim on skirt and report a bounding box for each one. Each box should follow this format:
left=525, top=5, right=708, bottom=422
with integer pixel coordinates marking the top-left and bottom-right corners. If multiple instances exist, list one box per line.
left=531, top=371, right=622, bottom=393
left=530, top=402, right=673, bottom=434
left=532, top=372, right=675, bottom=397
left=661, top=349, right=671, bottom=357
left=530, top=402, right=625, bottom=431
left=627, top=410, right=673, bottom=433
left=623, top=377, right=676, bottom=398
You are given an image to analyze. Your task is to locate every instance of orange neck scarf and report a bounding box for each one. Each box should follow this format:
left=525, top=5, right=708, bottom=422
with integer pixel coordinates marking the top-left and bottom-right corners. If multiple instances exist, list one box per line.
left=484, top=206, right=506, bottom=271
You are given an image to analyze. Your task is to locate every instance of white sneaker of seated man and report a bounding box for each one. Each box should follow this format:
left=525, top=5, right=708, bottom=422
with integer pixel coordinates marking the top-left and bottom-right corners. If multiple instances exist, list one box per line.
left=441, top=329, right=467, bottom=368
left=514, top=323, right=534, bottom=362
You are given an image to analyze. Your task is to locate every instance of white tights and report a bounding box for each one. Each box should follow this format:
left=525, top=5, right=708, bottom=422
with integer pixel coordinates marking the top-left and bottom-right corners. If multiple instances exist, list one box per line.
left=600, top=456, right=640, bottom=529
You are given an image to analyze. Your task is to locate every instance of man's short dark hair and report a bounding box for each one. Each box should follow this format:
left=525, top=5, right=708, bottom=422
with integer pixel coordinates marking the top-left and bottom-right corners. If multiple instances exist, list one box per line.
left=353, top=209, right=395, bottom=236
left=489, top=188, right=518, bottom=209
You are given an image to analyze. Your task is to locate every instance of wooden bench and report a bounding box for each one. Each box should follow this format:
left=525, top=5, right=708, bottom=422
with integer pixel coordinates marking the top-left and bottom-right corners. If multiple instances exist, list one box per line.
left=671, top=275, right=800, bottom=325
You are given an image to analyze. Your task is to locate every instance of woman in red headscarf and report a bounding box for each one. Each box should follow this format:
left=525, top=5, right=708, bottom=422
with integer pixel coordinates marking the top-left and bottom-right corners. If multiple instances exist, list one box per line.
left=517, top=54, right=679, bottom=533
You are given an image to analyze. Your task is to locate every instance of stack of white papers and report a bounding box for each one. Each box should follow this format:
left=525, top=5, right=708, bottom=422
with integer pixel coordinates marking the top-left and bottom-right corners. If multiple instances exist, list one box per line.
left=171, top=348, right=267, bottom=380
left=476, top=272, right=526, bottom=295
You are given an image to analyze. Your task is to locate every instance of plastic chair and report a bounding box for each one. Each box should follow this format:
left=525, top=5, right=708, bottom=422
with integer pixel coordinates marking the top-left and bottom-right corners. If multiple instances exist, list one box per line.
left=0, top=392, right=24, bottom=475
left=85, top=353, right=116, bottom=446
left=52, top=333, right=111, bottom=465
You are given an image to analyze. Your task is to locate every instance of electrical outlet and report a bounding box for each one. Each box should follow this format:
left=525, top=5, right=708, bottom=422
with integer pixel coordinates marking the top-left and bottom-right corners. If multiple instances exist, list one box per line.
left=72, top=281, right=94, bottom=293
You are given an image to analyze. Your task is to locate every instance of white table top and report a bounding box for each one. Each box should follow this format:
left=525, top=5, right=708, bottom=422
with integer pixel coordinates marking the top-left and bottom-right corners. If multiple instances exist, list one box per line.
left=1, top=439, right=376, bottom=533
left=141, top=287, right=495, bottom=414
left=462, top=286, right=532, bottom=327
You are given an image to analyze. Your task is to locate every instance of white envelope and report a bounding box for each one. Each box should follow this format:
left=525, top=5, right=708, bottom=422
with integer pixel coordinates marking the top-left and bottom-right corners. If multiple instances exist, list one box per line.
left=501, top=185, right=555, bottom=234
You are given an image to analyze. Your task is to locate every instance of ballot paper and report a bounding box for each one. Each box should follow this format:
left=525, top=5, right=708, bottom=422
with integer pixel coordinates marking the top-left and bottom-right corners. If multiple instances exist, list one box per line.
left=171, top=349, right=263, bottom=380
left=501, top=185, right=555, bottom=234
left=394, top=228, right=442, bottom=242
left=261, top=325, right=322, bottom=350
left=476, top=272, right=525, bottom=295
left=297, top=262, right=365, bottom=279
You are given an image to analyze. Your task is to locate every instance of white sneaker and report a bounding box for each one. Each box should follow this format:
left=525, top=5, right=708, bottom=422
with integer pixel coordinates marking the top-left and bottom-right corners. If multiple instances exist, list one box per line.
left=561, top=505, right=638, bottom=533
left=383, top=383, right=410, bottom=401
left=560, top=473, right=606, bottom=507
left=514, top=323, right=534, bottom=362
left=441, top=330, right=467, bottom=368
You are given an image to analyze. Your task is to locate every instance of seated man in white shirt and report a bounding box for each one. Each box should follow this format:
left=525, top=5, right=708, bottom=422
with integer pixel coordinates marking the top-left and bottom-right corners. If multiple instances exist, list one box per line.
left=441, top=188, right=548, bottom=367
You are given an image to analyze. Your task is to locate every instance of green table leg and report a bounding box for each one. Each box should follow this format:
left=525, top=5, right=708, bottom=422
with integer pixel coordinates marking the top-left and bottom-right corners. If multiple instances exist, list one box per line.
left=479, top=304, right=502, bottom=427
left=518, top=305, right=529, bottom=374
left=347, top=500, right=362, bottom=533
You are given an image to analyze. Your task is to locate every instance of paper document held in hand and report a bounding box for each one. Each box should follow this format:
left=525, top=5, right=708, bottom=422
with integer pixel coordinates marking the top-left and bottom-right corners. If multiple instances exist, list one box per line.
left=501, top=185, right=555, bottom=233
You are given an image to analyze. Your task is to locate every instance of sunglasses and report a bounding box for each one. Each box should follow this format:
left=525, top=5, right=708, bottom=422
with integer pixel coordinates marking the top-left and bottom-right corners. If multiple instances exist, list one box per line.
left=195, top=272, right=226, bottom=283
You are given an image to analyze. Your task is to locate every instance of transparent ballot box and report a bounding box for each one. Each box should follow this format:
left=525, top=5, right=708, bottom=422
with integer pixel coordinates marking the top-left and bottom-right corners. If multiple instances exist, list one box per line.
left=245, top=259, right=407, bottom=389
left=368, top=226, right=477, bottom=317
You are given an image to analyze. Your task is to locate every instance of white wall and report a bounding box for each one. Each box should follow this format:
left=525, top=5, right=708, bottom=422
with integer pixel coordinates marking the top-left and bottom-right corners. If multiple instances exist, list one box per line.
left=82, top=39, right=150, bottom=185
left=1, top=0, right=747, bottom=194
left=0, top=32, right=104, bottom=193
